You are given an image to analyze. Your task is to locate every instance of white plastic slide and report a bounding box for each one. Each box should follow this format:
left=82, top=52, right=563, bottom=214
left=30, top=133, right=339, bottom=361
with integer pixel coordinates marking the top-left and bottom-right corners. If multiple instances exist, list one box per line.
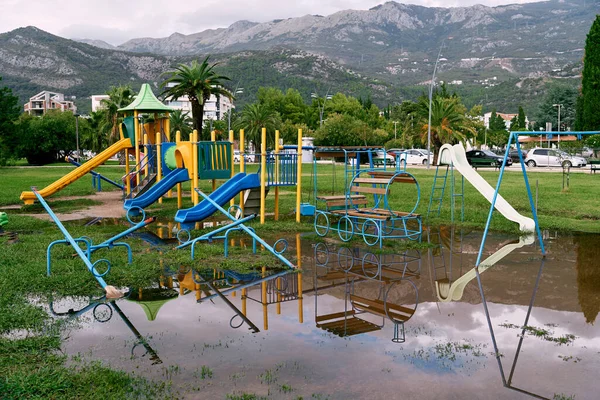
left=435, top=234, right=534, bottom=302
left=438, top=143, right=535, bottom=232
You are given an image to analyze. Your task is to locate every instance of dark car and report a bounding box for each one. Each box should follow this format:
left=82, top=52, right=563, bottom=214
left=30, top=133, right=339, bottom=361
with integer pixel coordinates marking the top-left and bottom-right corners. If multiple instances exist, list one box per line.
left=508, top=149, right=528, bottom=163
left=465, top=149, right=513, bottom=168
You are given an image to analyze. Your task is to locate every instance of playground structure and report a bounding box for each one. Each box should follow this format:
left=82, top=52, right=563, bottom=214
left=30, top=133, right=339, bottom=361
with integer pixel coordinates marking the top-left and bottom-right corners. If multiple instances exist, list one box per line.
left=428, top=143, right=535, bottom=231
left=123, top=122, right=304, bottom=229
left=312, top=147, right=422, bottom=247
left=313, top=240, right=420, bottom=343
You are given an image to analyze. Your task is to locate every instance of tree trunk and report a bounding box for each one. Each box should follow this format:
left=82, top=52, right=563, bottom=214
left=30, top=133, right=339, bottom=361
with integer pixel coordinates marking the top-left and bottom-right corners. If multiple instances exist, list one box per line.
left=191, top=100, right=204, bottom=139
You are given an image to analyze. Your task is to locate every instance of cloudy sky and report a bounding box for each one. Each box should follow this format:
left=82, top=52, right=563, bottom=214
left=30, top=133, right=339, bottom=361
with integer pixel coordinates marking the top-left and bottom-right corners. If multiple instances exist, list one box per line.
left=1, top=0, right=540, bottom=45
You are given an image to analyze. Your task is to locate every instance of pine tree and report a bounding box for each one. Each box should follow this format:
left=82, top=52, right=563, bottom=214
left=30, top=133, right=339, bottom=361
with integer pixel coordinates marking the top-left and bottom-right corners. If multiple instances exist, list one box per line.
left=517, top=106, right=526, bottom=130
left=579, top=15, right=600, bottom=130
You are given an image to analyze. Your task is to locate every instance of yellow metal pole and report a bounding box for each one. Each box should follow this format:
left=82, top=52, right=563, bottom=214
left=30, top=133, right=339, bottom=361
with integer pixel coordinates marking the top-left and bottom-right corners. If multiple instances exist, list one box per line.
left=229, top=130, right=235, bottom=208
left=260, top=127, right=267, bottom=224
left=125, top=146, right=131, bottom=195
left=296, top=233, right=303, bottom=323
left=241, top=288, right=247, bottom=316
left=156, top=132, right=162, bottom=204
left=176, top=131, right=182, bottom=209
left=165, top=115, right=171, bottom=141
left=262, top=266, right=268, bottom=331
left=143, top=133, right=149, bottom=179
left=211, top=130, right=216, bottom=193
left=276, top=277, right=281, bottom=315
left=239, top=129, right=245, bottom=214
left=274, top=130, right=280, bottom=221
left=165, top=115, right=172, bottom=198
left=296, top=128, right=303, bottom=223
left=192, top=130, right=199, bottom=205
left=134, top=111, right=140, bottom=188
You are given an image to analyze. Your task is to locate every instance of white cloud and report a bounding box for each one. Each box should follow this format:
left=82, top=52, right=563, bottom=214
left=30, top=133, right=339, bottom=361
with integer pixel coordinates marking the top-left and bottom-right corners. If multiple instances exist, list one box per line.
left=0, top=0, right=541, bottom=45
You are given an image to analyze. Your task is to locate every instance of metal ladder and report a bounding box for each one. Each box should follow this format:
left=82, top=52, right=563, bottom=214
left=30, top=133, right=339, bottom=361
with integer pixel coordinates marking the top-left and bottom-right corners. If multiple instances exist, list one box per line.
left=426, top=165, right=465, bottom=224
left=427, top=165, right=449, bottom=218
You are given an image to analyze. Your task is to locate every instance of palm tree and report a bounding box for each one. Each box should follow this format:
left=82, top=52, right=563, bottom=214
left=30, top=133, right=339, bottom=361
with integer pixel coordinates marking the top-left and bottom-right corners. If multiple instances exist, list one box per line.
left=233, top=103, right=281, bottom=150
left=161, top=57, right=232, bottom=139
left=418, top=96, right=475, bottom=161
left=100, top=85, right=134, bottom=143
left=169, top=109, right=192, bottom=137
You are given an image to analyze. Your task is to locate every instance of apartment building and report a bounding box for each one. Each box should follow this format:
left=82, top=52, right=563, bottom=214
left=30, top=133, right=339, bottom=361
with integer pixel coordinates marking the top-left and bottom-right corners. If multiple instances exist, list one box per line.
left=24, top=91, right=77, bottom=116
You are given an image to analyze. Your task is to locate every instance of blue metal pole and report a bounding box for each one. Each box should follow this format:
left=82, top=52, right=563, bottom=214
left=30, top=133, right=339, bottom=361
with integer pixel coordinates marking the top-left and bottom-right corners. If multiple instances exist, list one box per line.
left=475, top=136, right=513, bottom=267
left=67, top=156, right=125, bottom=190
left=514, top=133, right=546, bottom=255
left=195, top=189, right=296, bottom=269
left=33, top=189, right=108, bottom=288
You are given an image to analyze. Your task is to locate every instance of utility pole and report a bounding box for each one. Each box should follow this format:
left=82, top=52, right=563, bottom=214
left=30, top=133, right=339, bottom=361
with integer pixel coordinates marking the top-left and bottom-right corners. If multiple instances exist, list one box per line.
left=75, top=113, right=80, bottom=163
left=228, top=81, right=244, bottom=133
left=311, top=88, right=332, bottom=128
left=553, top=103, right=562, bottom=148
left=428, top=39, right=446, bottom=169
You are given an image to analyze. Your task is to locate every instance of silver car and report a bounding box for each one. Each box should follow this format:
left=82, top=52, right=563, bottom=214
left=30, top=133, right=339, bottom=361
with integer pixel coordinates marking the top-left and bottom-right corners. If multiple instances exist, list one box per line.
left=524, top=148, right=587, bottom=168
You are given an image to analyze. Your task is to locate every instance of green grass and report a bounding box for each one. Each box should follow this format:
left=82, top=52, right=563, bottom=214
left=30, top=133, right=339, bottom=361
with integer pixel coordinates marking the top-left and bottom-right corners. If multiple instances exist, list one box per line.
left=0, top=164, right=124, bottom=206
left=2, top=163, right=599, bottom=232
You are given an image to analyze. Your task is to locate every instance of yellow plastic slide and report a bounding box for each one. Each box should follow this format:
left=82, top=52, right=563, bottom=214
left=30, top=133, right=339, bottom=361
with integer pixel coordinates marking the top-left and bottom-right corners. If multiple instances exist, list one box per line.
left=20, top=138, right=132, bottom=204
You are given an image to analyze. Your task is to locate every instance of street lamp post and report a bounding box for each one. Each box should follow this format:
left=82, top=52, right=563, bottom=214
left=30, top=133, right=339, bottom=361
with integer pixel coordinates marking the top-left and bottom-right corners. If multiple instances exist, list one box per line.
left=311, top=89, right=332, bottom=128
left=393, top=121, right=398, bottom=140
left=553, top=103, right=562, bottom=147
left=228, top=82, right=244, bottom=132
left=75, top=113, right=80, bottom=163
left=427, top=39, right=446, bottom=169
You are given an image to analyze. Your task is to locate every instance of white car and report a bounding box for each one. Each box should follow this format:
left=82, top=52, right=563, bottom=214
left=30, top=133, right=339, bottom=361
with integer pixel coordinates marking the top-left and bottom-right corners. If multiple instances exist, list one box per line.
left=524, top=148, right=587, bottom=168
left=398, top=149, right=432, bottom=165
left=373, top=149, right=396, bottom=166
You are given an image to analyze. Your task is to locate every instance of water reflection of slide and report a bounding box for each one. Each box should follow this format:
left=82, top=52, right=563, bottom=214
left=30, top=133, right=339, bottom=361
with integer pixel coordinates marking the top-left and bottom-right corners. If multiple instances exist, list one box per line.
left=49, top=294, right=163, bottom=365
left=434, top=233, right=535, bottom=302
left=438, top=143, right=535, bottom=232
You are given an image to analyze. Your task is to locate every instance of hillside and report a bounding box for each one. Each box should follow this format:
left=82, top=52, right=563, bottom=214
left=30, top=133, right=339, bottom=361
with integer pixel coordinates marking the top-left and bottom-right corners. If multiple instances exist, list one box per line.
left=115, top=0, right=596, bottom=82
left=0, top=28, right=394, bottom=114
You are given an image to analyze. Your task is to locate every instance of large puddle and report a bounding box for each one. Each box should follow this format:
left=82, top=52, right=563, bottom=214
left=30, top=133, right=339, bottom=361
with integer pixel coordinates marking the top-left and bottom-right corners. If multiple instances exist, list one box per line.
left=45, top=227, right=600, bottom=399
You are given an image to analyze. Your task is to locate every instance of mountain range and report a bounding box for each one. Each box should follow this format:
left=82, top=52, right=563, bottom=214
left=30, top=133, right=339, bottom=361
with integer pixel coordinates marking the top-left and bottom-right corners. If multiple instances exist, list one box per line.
left=1, top=0, right=598, bottom=114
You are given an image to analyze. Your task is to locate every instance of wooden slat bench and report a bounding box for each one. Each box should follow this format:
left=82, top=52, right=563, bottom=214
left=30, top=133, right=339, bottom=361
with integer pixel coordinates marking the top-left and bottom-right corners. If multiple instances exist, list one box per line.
left=590, top=160, right=600, bottom=174
left=350, top=294, right=415, bottom=322
left=317, top=194, right=368, bottom=211
left=316, top=310, right=381, bottom=337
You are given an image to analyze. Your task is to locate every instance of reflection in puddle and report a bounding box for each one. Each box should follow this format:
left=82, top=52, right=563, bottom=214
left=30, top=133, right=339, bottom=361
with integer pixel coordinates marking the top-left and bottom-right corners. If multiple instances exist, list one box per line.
left=42, top=228, right=600, bottom=399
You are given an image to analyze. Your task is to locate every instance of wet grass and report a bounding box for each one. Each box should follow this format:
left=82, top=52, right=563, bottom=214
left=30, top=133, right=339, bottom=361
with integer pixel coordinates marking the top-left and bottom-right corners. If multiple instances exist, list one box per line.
left=0, top=164, right=124, bottom=206
left=18, top=198, right=102, bottom=214
left=3, top=163, right=600, bottom=233
left=0, top=213, right=293, bottom=398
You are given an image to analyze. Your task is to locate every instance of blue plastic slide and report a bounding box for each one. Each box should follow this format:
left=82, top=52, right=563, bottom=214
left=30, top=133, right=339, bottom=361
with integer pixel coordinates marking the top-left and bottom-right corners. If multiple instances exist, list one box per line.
left=124, top=168, right=190, bottom=211
left=175, top=173, right=260, bottom=226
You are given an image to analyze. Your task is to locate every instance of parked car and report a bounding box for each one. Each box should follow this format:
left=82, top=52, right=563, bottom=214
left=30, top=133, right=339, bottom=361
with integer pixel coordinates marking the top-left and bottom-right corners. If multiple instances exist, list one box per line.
left=524, top=148, right=587, bottom=168
left=234, top=150, right=241, bottom=163
left=465, top=149, right=513, bottom=168
left=508, top=149, right=528, bottom=163
left=373, top=149, right=396, bottom=166
left=395, top=148, right=432, bottom=165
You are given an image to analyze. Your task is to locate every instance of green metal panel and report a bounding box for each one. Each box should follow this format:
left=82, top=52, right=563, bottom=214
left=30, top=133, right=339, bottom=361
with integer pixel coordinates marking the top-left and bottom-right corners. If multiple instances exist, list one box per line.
left=198, top=141, right=232, bottom=179
left=121, top=116, right=136, bottom=147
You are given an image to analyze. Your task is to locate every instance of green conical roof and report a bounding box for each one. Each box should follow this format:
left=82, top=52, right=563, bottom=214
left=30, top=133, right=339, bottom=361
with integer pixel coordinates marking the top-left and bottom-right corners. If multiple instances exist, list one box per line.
left=128, top=288, right=179, bottom=321
left=118, top=83, right=173, bottom=112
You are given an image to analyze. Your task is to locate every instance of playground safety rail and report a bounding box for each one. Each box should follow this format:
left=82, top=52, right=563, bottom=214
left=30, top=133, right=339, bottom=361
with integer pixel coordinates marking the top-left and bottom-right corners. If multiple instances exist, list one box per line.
left=66, top=156, right=125, bottom=191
